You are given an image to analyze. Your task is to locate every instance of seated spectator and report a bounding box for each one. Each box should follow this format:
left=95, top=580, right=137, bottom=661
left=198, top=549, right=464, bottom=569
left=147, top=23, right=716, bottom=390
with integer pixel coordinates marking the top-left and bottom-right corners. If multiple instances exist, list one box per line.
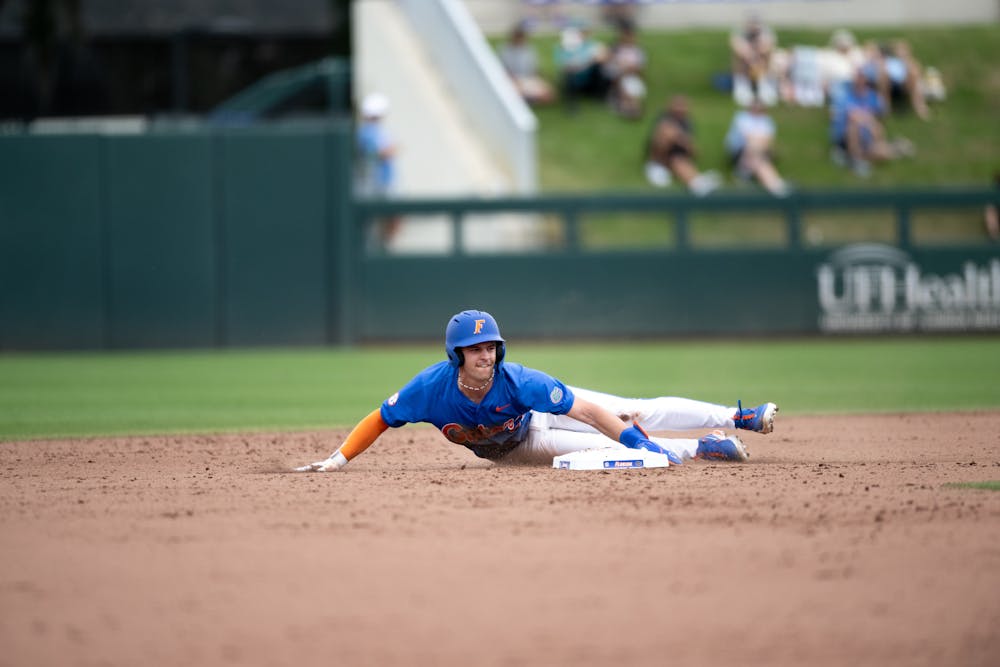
left=599, top=0, right=640, bottom=30
left=498, top=22, right=556, bottom=107
left=829, top=71, right=914, bottom=178
left=861, top=39, right=931, bottom=120
left=554, top=21, right=610, bottom=111
left=817, top=29, right=865, bottom=106
left=921, top=65, right=946, bottom=103
left=784, top=44, right=824, bottom=107
left=729, top=13, right=780, bottom=106
left=644, top=95, right=721, bottom=196
left=985, top=172, right=1000, bottom=242
left=724, top=99, right=790, bottom=197
left=602, top=21, right=647, bottom=119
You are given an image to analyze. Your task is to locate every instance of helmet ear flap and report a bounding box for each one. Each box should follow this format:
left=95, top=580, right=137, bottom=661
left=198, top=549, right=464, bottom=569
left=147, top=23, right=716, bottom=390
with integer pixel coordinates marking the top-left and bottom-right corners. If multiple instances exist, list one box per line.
left=448, top=343, right=500, bottom=368
left=451, top=345, right=501, bottom=367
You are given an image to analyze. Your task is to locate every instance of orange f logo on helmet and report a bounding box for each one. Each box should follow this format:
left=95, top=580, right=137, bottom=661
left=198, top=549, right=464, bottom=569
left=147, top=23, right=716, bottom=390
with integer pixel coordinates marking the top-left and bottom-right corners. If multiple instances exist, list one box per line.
left=473, top=319, right=485, bottom=334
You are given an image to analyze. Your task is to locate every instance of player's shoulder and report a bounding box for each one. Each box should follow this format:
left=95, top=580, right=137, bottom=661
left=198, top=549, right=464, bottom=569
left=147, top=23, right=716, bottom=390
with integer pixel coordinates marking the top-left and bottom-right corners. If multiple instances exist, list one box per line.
left=498, top=360, right=528, bottom=378
left=409, top=360, right=453, bottom=384
left=500, top=361, right=560, bottom=385
left=388, top=361, right=452, bottom=407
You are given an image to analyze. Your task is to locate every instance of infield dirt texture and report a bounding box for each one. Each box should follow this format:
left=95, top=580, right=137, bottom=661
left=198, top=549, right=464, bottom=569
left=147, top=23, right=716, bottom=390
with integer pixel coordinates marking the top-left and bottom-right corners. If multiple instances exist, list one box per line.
left=2, top=412, right=999, bottom=667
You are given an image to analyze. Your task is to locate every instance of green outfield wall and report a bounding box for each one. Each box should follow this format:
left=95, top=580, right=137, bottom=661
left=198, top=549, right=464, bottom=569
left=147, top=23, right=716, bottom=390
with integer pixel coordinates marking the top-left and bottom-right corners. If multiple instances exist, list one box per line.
left=1, top=123, right=349, bottom=349
left=1, top=122, right=998, bottom=350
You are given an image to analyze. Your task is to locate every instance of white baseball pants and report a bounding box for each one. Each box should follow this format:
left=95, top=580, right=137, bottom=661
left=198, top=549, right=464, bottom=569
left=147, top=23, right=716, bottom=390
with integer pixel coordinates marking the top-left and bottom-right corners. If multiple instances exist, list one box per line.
left=503, top=386, right=737, bottom=465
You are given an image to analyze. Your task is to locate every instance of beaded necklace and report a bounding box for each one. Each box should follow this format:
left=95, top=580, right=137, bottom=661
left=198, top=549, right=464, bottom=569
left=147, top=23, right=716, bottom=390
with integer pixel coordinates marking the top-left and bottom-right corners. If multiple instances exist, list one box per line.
left=457, top=368, right=494, bottom=392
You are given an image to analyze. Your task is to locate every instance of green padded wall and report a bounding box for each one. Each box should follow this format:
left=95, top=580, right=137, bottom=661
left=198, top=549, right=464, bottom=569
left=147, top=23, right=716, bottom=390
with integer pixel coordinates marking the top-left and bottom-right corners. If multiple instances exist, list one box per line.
left=2, top=124, right=996, bottom=351
left=219, top=127, right=329, bottom=346
left=0, top=135, right=106, bottom=349
left=104, top=133, right=217, bottom=348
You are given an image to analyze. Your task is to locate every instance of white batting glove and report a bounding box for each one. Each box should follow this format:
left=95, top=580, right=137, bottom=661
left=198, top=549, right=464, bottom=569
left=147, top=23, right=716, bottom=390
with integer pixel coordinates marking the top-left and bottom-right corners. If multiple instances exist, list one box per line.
left=294, top=452, right=348, bottom=473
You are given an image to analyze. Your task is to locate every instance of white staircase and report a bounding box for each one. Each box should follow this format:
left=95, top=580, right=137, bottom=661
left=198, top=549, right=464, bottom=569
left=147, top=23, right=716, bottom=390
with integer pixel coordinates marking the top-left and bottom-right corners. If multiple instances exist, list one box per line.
left=353, top=0, right=541, bottom=254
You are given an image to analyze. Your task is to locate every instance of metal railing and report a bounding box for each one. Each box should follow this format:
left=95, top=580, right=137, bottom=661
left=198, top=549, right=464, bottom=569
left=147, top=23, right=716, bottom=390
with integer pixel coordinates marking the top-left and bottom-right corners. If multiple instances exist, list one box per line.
left=354, top=186, right=1000, bottom=254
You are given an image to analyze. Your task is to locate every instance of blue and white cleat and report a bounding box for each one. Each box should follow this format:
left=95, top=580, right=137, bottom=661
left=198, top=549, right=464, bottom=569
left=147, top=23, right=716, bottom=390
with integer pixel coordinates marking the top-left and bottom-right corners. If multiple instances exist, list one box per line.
left=634, top=440, right=684, bottom=466
left=696, top=430, right=749, bottom=462
left=733, top=401, right=778, bottom=434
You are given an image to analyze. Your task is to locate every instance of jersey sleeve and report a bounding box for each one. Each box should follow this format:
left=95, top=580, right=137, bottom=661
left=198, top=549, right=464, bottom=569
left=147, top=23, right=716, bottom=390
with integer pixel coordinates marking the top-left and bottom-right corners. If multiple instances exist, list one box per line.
left=379, top=363, right=444, bottom=427
left=338, top=409, right=390, bottom=460
left=380, top=383, right=425, bottom=427
left=509, top=365, right=576, bottom=415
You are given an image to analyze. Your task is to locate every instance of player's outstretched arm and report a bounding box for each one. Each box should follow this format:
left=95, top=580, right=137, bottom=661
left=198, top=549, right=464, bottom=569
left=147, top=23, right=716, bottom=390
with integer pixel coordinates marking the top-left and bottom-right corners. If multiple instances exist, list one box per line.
left=567, top=396, right=679, bottom=462
left=566, top=396, right=629, bottom=442
left=295, top=408, right=389, bottom=472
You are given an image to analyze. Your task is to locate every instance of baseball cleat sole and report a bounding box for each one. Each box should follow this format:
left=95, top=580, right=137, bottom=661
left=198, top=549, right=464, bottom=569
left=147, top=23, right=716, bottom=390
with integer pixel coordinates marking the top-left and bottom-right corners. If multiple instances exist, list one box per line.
left=759, top=402, right=778, bottom=434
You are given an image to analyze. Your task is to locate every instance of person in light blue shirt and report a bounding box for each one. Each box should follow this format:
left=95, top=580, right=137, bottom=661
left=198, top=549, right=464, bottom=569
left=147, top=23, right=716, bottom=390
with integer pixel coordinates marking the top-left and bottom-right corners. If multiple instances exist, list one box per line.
left=355, top=92, right=400, bottom=244
left=860, top=40, right=930, bottom=120
left=355, top=92, right=397, bottom=197
left=554, top=22, right=610, bottom=111
left=828, top=70, right=912, bottom=177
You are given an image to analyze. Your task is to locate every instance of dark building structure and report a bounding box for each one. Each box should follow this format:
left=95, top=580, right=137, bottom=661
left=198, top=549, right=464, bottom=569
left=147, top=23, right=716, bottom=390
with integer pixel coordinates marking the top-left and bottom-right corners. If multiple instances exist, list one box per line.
left=0, top=0, right=350, bottom=120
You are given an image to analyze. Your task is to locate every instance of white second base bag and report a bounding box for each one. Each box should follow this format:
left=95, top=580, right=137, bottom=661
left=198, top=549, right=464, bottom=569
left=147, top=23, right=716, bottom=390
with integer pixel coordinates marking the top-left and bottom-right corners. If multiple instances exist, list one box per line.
left=553, top=447, right=672, bottom=470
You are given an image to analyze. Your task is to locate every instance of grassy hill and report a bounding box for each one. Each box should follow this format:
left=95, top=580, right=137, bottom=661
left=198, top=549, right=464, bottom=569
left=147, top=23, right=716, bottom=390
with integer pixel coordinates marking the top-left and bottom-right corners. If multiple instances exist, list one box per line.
left=524, top=25, right=1000, bottom=192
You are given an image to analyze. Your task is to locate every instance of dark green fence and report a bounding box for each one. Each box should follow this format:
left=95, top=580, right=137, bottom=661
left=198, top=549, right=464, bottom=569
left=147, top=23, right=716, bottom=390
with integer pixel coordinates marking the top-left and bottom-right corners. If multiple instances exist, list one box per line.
left=350, top=189, right=1000, bottom=342
left=1, top=121, right=998, bottom=350
left=0, top=123, right=351, bottom=350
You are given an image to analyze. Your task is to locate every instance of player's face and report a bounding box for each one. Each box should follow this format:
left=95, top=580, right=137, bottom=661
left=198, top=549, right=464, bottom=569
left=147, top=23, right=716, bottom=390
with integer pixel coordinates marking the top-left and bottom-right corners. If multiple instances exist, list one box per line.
left=462, top=342, right=497, bottom=381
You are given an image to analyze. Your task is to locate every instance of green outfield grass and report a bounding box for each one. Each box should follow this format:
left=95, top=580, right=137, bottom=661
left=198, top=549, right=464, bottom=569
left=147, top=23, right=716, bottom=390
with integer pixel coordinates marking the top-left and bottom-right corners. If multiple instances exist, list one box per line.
left=945, top=481, right=1000, bottom=491
left=1, top=337, right=999, bottom=440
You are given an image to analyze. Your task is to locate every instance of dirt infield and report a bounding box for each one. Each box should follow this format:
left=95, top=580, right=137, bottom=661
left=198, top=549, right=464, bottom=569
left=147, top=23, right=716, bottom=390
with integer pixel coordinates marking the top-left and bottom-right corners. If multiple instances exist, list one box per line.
left=2, top=412, right=999, bottom=667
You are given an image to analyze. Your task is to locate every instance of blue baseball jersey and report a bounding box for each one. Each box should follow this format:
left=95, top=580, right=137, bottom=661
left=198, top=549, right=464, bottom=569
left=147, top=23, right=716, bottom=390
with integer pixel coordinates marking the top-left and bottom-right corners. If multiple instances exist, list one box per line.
left=380, top=361, right=576, bottom=460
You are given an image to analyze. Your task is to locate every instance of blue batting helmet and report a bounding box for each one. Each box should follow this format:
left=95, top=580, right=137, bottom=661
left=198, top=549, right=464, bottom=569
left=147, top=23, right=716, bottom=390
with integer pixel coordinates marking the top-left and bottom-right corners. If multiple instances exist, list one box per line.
left=445, top=310, right=506, bottom=367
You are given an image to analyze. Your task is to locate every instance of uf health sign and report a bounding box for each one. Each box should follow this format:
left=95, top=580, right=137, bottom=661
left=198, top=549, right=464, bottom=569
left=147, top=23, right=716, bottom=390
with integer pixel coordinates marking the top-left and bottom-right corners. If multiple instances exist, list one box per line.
left=816, top=244, right=1000, bottom=333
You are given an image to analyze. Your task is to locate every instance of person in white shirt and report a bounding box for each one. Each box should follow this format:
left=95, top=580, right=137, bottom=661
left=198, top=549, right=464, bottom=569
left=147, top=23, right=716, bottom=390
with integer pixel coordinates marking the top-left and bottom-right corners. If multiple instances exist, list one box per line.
left=603, top=21, right=647, bottom=119
left=729, top=13, right=780, bottom=106
left=723, top=99, right=790, bottom=197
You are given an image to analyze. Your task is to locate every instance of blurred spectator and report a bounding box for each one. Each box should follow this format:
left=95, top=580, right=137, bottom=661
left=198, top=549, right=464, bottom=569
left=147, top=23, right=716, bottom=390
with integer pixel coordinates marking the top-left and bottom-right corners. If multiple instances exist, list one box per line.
left=644, top=95, right=721, bottom=196
left=783, top=44, right=823, bottom=107
left=554, top=21, right=610, bottom=112
left=355, top=92, right=400, bottom=245
left=921, top=65, right=947, bottom=103
left=603, top=21, right=647, bottom=120
left=498, top=22, right=557, bottom=106
left=861, top=39, right=931, bottom=120
left=985, top=172, right=1000, bottom=242
left=520, top=0, right=568, bottom=32
left=817, top=29, right=865, bottom=107
left=724, top=99, right=790, bottom=197
left=829, top=71, right=914, bottom=178
left=729, top=13, right=780, bottom=106
left=599, top=0, right=641, bottom=29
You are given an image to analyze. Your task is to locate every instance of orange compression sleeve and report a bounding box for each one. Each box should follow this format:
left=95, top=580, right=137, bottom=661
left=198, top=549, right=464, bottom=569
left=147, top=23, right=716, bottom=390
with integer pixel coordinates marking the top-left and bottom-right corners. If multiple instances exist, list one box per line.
left=338, top=409, right=390, bottom=461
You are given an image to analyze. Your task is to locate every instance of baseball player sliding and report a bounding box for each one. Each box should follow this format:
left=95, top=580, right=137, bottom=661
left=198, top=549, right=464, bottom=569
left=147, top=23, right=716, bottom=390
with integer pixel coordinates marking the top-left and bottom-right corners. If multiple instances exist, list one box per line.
left=297, top=309, right=778, bottom=472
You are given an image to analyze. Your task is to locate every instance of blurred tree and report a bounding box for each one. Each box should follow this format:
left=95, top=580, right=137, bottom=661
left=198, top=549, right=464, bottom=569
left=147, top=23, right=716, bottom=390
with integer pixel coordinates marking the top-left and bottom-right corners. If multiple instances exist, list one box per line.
left=18, top=0, right=108, bottom=116
left=21, top=0, right=58, bottom=114
left=5, top=0, right=350, bottom=118
left=329, top=0, right=350, bottom=56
